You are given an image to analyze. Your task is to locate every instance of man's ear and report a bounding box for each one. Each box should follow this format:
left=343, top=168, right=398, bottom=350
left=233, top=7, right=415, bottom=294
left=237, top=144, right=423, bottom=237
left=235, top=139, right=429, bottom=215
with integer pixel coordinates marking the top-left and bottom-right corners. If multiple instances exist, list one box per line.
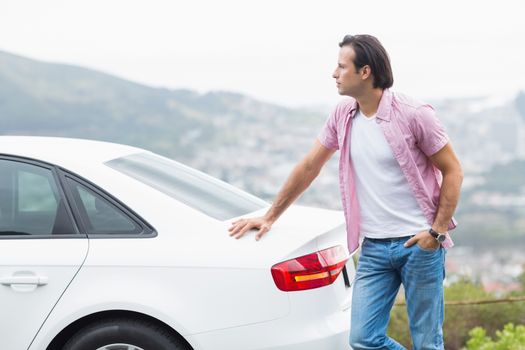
left=360, top=65, right=372, bottom=80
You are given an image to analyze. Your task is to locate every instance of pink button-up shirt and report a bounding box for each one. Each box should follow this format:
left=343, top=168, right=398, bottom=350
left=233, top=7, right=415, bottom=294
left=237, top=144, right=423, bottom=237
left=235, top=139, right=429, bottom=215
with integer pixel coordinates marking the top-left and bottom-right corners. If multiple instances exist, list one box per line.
left=317, top=89, right=457, bottom=254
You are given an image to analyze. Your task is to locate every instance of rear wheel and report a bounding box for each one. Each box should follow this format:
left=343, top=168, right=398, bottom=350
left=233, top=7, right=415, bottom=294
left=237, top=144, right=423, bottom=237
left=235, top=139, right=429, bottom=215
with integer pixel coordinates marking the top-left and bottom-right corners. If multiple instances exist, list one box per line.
left=62, top=318, right=190, bottom=350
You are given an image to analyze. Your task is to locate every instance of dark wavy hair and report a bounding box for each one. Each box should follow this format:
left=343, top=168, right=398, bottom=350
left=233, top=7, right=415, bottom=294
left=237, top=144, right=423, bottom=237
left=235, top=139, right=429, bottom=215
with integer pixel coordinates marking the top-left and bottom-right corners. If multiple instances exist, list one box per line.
left=339, top=34, right=394, bottom=89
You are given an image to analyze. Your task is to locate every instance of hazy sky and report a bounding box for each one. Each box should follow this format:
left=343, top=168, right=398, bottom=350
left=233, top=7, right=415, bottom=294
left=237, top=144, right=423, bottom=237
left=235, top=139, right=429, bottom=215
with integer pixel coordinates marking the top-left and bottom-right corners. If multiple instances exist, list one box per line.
left=1, top=0, right=524, bottom=107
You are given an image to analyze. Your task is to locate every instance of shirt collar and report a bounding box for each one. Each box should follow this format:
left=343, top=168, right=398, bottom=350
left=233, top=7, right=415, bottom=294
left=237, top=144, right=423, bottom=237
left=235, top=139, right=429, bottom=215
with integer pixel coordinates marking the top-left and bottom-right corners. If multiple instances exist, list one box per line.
left=349, top=89, right=392, bottom=122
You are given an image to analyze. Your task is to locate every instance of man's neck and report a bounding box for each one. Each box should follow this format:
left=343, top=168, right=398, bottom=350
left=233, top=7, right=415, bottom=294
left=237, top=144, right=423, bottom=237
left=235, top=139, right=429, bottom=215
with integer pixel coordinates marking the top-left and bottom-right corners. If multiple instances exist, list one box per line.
left=355, top=89, right=384, bottom=117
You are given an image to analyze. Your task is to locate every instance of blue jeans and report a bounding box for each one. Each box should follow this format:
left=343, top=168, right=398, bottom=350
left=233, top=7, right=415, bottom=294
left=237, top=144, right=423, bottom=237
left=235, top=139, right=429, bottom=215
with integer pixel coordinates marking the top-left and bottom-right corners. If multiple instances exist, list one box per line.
left=349, top=236, right=445, bottom=350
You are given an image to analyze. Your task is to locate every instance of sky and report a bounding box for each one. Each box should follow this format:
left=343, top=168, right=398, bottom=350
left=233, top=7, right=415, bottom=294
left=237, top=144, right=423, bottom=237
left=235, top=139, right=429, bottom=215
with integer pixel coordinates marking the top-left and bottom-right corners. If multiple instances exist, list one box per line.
left=1, top=0, right=524, bottom=108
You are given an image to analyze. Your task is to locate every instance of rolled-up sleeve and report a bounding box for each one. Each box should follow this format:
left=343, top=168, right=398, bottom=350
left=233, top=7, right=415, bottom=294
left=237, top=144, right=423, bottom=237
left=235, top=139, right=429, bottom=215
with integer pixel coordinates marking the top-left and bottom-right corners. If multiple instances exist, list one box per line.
left=413, top=105, right=449, bottom=156
left=317, top=110, right=339, bottom=151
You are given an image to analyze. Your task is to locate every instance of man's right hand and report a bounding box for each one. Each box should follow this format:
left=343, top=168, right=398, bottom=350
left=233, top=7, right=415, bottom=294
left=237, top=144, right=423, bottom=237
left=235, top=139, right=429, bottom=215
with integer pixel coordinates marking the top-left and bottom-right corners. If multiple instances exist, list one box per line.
left=228, top=217, right=273, bottom=241
left=228, top=140, right=334, bottom=242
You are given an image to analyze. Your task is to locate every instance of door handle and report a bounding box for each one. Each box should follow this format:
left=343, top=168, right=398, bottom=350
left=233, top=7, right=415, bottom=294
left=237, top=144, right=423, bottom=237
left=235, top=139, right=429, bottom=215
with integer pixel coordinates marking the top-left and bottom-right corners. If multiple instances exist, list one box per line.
left=0, top=275, right=48, bottom=286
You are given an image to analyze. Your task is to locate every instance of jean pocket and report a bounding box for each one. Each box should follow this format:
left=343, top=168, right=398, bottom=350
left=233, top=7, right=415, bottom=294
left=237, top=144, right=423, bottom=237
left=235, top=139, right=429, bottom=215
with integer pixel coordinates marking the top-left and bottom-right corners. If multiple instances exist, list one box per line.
left=415, top=242, right=441, bottom=253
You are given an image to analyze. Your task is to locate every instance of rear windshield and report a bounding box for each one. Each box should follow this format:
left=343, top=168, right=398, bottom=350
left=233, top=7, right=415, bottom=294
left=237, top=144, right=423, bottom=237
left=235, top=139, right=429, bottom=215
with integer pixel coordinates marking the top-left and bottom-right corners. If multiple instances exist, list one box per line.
left=105, top=152, right=267, bottom=220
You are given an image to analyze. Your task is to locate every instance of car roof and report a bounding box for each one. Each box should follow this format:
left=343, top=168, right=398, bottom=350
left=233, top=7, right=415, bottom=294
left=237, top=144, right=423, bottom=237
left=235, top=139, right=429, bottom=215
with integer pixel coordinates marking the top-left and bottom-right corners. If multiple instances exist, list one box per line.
left=0, top=136, right=145, bottom=168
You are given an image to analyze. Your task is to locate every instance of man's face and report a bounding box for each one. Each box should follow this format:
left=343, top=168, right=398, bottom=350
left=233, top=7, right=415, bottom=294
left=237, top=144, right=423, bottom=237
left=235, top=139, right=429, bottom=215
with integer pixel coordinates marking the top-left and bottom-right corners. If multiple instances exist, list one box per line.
left=332, top=45, right=365, bottom=97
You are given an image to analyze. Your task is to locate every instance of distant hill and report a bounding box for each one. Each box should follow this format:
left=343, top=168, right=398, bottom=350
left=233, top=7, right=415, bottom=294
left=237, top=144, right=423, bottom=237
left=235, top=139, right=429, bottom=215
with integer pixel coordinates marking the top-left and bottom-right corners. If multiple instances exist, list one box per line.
left=455, top=158, right=525, bottom=246
left=0, top=50, right=312, bottom=159
left=2, top=50, right=525, bottom=247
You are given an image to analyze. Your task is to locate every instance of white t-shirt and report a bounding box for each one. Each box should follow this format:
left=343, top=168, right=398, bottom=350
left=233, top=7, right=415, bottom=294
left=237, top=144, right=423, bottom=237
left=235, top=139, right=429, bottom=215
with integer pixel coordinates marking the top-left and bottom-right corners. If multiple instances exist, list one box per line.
left=350, top=110, right=429, bottom=239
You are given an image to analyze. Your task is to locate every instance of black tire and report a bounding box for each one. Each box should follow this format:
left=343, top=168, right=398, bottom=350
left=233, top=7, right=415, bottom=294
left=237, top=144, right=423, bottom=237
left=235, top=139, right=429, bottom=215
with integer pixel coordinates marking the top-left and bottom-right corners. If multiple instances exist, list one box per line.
left=62, top=318, right=190, bottom=350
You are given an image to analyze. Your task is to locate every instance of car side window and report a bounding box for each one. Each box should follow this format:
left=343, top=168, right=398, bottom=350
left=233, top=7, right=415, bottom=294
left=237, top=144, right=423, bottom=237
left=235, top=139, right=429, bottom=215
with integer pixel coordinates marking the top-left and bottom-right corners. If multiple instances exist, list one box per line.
left=0, top=159, right=75, bottom=236
left=65, top=177, right=142, bottom=235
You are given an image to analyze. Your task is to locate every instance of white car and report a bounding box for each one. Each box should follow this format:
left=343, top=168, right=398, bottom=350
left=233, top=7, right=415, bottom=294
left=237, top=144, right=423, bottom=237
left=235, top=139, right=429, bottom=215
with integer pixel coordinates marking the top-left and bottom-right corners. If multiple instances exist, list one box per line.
left=0, top=136, right=355, bottom=350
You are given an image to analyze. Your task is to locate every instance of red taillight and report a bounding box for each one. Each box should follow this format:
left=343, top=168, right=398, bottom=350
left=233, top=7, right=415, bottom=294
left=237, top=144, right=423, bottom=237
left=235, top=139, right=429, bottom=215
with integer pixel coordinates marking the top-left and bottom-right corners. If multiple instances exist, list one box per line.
left=271, top=245, right=349, bottom=292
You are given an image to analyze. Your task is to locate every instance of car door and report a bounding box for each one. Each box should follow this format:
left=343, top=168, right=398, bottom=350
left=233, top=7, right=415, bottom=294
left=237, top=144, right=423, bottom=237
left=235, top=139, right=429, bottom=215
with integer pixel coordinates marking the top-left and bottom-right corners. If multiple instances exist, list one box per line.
left=0, top=156, right=88, bottom=350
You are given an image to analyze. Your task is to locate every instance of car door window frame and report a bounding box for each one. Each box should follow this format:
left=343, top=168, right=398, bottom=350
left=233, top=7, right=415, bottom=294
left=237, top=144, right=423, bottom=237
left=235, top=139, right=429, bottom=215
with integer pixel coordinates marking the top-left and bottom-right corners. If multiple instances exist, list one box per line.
left=0, top=155, right=82, bottom=239
left=57, top=168, right=156, bottom=239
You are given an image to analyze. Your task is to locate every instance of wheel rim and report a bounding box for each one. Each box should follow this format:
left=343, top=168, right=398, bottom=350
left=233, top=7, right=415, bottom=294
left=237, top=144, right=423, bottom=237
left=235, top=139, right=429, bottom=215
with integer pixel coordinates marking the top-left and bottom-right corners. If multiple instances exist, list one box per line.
left=96, top=344, right=145, bottom=350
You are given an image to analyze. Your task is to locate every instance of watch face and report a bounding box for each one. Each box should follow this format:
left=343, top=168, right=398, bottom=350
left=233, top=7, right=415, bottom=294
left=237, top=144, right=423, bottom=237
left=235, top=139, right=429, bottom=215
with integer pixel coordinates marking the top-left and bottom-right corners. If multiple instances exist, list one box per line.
left=437, top=234, right=446, bottom=243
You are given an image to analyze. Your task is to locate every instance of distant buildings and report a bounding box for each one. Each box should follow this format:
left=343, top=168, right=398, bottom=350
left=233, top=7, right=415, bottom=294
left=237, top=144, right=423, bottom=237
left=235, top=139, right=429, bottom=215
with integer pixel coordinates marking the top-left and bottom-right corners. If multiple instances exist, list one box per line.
left=446, top=247, right=523, bottom=296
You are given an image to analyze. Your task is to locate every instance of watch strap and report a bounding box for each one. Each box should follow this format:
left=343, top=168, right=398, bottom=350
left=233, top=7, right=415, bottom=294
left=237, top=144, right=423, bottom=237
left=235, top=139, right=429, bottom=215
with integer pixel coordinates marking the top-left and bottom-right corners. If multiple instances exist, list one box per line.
left=428, top=228, right=440, bottom=238
left=429, top=228, right=446, bottom=243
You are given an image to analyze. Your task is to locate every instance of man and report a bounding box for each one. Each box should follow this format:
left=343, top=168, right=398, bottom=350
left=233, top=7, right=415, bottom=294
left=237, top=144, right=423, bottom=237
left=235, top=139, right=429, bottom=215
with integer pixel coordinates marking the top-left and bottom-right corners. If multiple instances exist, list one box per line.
left=228, top=34, right=463, bottom=350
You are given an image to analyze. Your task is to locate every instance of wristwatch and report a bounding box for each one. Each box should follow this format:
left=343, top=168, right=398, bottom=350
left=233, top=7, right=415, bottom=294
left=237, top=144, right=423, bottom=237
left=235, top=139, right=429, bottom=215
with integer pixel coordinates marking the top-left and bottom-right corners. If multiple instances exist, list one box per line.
left=428, top=228, right=447, bottom=243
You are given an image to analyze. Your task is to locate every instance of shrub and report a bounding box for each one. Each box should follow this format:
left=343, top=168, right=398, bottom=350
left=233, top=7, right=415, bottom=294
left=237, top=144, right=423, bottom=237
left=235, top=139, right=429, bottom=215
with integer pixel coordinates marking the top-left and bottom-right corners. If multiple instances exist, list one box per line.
left=464, top=323, right=525, bottom=350
left=387, top=278, right=525, bottom=349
